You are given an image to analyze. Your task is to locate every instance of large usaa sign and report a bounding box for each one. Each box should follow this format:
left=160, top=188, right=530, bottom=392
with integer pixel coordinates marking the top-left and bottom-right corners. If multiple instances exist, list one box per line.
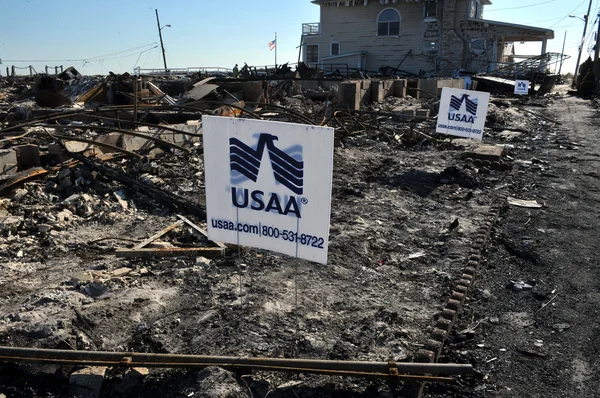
left=202, top=116, right=334, bottom=264
left=437, top=88, right=490, bottom=140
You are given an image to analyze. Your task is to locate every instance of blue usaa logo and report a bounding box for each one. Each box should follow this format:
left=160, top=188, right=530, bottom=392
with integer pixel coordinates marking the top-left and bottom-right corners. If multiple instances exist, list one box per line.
left=449, top=94, right=478, bottom=123
left=229, top=133, right=304, bottom=218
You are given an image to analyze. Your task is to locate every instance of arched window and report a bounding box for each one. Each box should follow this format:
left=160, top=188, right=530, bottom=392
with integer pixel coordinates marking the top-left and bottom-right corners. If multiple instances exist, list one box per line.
left=377, top=9, right=401, bottom=37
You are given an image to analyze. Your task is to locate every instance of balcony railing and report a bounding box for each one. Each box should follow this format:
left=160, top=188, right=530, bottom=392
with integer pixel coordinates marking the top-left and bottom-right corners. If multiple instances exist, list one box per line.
left=302, top=23, right=321, bottom=35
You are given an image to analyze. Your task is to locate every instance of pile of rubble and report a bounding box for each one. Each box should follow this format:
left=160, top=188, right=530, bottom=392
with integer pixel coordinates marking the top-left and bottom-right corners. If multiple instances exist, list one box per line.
left=0, top=67, right=564, bottom=396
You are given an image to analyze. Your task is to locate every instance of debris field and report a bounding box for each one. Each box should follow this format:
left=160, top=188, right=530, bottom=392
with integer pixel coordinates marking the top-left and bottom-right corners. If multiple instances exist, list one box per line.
left=0, top=68, right=585, bottom=397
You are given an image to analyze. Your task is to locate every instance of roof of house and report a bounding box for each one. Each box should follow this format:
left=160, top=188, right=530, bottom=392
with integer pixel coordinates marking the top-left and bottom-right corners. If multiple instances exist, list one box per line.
left=468, top=18, right=555, bottom=41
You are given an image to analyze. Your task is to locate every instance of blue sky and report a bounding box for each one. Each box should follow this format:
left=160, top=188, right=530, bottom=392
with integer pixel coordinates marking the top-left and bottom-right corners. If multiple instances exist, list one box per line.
left=0, top=0, right=597, bottom=76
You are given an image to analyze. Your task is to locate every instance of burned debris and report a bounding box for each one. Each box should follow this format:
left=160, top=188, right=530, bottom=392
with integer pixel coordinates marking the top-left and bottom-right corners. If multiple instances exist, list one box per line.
left=0, top=61, right=577, bottom=398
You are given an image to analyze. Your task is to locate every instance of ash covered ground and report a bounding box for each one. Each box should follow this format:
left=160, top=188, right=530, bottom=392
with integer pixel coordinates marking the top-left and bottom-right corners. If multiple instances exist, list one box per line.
left=1, top=79, right=598, bottom=397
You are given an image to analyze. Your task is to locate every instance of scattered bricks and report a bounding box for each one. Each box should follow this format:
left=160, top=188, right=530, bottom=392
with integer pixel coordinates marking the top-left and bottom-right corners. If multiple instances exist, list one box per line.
left=440, top=309, right=457, bottom=321
left=436, top=318, right=453, bottom=331
left=446, top=299, right=461, bottom=311
left=457, top=279, right=472, bottom=289
left=415, top=349, right=436, bottom=363
left=431, top=328, right=448, bottom=342
left=463, top=266, right=477, bottom=276
left=454, top=285, right=469, bottom=294
left=424, top=340, right=443, bottom=355
left=13, top=144, right=41, bottom=170
left=469, top=254, right=481, bottom=262
left=461, top=274, right=474, bottom=282
left=467, top=260, right=479, bottom=268
left=0, top=149, right=18, bottom=175
left=450, top=291, right=466, bottom=302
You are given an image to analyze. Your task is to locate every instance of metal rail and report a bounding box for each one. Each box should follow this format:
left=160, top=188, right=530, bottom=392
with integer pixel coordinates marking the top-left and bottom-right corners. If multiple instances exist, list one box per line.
left=0, top=346, right=472, bottom=382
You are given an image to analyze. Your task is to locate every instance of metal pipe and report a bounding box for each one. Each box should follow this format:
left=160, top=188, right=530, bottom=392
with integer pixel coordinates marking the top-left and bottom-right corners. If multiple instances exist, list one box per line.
left=0, top=346, right=472, bottom=378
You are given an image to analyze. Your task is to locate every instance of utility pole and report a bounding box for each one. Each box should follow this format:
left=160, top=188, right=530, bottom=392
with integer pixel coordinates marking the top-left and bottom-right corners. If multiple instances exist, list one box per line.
left=558, top=31, right=567, bottom=76
left=155, top=9, right=168, bottom=73
left=572, top=0, right=593, bottom=88
left=595, top=12, right=600, bottom=61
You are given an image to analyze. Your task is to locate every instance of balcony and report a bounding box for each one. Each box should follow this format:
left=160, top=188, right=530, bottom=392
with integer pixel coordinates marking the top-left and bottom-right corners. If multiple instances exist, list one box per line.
left=302, top=23, right=321, bottom=35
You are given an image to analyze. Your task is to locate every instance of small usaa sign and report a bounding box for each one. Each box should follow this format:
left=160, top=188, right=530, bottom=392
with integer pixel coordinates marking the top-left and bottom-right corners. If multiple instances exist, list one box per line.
left=202, top=116, right=335, bottom=264
left=437, top=88, right=490, bottom=140
left=514, top=80, right=529, bottom=95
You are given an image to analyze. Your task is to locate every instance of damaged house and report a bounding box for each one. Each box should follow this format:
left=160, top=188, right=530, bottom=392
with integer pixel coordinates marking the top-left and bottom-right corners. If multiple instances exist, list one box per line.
left=301, top=0, right=555, bottom=76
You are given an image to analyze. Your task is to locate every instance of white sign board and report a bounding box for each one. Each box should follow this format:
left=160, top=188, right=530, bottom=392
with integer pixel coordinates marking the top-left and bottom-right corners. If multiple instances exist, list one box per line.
left=436, top=88, right=490, bottom=140
left=202, top=116, right=335, bottom=264
left=514, top=80, right=529, bottom=95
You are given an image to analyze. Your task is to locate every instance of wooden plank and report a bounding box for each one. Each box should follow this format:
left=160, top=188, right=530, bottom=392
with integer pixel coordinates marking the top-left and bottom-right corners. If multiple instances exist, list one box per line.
left=134, top=220, right=184, bottom=249
left=114, top=247, right=225, bottom=258
left=176, top=214, right=227, bottom=250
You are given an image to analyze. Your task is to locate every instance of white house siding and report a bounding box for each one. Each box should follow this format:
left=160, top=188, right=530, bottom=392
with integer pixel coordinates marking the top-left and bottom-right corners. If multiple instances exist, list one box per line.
left=303, top=2, right=440, bottom=75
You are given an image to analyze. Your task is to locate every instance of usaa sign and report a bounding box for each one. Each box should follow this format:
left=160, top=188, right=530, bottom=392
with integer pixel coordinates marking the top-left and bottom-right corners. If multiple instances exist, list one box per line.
left=437, top=88, right=490, bottom=140
left=202, top=116, right=334, bottom=264
left=514, top=80, right=529, bottom=95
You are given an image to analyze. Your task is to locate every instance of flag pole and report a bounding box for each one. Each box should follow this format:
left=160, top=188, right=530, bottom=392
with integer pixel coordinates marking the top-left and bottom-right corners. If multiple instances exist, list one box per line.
left=275, top=32, right=278, bottom=69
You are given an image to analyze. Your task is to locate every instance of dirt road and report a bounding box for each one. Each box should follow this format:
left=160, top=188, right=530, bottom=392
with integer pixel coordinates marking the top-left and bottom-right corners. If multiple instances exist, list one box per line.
left=431, top=89, right=600, bottom=397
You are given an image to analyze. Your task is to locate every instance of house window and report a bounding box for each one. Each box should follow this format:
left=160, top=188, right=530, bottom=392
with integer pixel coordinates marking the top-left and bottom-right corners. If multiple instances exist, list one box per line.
left=306, top=45, right=319, bottom=63
left=377, top=9, right=401, bottom=36
left=331, top=42, right=340, bottom=56
left=470, top=38, right=486, bottom=55
left=423, top=40, right=438, bottom=53
left=470, top=0, right=483, bottom=18
left=424, top=1, right=437, bottom=19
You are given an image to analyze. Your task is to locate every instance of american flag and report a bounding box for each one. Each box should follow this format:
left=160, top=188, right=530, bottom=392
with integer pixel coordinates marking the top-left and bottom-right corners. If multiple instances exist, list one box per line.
left=268, top=39, right=276, bottom=51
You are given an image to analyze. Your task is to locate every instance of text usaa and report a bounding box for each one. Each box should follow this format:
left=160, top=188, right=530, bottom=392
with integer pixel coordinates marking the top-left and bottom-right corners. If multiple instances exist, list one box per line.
left=448, top=113, right=475, bottom=123
left=231, top=187, right=302, bottom=218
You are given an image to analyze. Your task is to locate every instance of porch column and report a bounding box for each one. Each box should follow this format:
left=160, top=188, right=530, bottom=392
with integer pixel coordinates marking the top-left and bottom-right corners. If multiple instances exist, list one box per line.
left=541, top=38, right=547, bottom=55
left=541, top=38, right=548, bottom=72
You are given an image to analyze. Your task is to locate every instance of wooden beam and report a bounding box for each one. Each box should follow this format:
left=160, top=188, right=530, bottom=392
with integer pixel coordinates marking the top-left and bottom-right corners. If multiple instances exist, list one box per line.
left=134, top=220, right=184, bottom=249
left=114, top=247, right=225, bottom=258
left=176, top=214, right=227, bottom=250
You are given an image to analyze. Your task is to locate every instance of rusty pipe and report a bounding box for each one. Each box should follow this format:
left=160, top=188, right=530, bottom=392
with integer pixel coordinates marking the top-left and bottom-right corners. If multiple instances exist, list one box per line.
left=0, top=346, right=472, bottom=379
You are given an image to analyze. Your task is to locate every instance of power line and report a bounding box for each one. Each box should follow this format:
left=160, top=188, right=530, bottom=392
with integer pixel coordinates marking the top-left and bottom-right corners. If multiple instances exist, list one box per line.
left=486, top=0, right=557, bottom=12
left=550, top=0, right=588, bottom=28
left=2, top=42, right=158, bottom=63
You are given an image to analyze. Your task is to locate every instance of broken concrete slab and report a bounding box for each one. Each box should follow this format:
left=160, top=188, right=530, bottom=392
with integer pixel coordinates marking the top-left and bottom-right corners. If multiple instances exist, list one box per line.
left=69, top=366, right=107, bottom=398
left=184, top=79, right=219, bottom=101
left=94, top=133, right=122, bottom=153
left=456, top=139, right=505, bottom=162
